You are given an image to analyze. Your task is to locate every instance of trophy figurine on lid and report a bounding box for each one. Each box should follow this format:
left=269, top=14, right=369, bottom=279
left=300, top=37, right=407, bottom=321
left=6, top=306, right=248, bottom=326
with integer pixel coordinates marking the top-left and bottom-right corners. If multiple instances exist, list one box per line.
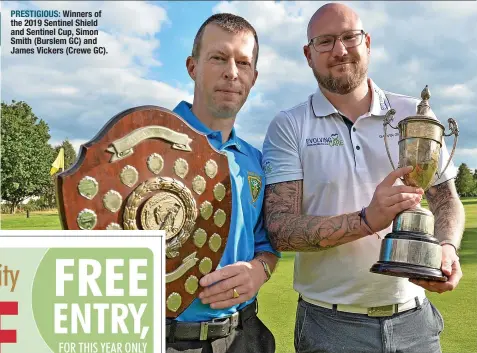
left=370, top=85, right=459, bottom=282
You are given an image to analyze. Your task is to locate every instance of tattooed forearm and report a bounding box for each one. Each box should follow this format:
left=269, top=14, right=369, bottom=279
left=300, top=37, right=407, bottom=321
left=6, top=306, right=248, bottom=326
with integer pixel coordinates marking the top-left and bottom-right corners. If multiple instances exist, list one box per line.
left=425, top=180, right=465, bottom=248
left=264, top=181, right=370, bottom=252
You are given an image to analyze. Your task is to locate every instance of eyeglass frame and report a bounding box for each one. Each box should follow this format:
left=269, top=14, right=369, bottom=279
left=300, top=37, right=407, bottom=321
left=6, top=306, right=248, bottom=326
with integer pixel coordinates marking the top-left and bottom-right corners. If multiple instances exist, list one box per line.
left=307, top=29, right=368, bottom=53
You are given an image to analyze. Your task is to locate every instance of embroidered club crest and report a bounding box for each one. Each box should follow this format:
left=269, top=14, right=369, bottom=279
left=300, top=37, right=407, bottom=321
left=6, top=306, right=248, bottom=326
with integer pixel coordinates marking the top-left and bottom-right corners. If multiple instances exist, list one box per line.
left=247, top=172, right=262, bottom=203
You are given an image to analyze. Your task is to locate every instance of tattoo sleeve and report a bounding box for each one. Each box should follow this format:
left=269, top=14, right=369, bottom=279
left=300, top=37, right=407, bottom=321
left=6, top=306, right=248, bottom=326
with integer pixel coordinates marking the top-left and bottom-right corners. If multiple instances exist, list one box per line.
left=264, top=180, right=370, bottom=252
left=425, top=179, right=465, bottom=249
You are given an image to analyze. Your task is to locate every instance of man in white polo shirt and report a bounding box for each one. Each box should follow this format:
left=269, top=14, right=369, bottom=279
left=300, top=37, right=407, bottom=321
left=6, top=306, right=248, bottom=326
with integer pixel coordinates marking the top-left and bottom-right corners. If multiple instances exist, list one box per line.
left=262, top=3, right=465, bottom=353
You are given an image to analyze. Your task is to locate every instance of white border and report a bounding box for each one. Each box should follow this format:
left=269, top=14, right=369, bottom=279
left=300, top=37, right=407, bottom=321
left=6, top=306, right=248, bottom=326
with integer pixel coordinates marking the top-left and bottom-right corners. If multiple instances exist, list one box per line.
left=1, top=230, right=165, bottom=353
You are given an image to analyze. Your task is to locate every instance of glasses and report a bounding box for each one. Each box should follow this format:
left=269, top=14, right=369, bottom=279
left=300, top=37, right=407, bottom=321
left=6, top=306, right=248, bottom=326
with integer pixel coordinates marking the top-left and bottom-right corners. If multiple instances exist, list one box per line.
left=308, top=30, right=366, bottom=53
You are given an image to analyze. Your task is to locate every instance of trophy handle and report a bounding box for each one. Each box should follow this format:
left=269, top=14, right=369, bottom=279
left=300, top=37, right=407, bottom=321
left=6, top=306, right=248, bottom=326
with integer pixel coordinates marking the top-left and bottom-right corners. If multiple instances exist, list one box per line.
left=436, top=118, right=459, bottom=180
left=383, top=109, right=399, bottom=171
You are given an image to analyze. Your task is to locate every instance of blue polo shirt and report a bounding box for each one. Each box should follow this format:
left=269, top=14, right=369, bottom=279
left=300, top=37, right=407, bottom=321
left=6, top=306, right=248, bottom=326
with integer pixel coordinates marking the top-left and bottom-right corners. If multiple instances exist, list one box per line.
left=172, top=101, right=280, bottom=322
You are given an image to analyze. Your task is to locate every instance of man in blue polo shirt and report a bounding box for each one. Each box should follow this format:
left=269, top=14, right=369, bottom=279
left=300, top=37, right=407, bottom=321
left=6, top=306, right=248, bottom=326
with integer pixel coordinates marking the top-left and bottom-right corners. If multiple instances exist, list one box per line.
left=166, top=13, right=280, bottom=353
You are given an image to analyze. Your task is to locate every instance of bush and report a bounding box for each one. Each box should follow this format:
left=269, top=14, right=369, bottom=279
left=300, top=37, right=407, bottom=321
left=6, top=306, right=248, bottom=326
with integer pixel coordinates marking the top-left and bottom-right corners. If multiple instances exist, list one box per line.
left=1, top=203, right=12, bottom=213
left=1, top=198, right=57, bottom=214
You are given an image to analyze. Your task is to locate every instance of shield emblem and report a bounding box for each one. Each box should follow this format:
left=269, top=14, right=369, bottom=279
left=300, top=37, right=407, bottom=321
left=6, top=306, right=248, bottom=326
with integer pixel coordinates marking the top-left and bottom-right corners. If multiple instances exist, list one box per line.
left=56, top=106, right=232, bottom=318
left=247, top=172, right=262, bottom=203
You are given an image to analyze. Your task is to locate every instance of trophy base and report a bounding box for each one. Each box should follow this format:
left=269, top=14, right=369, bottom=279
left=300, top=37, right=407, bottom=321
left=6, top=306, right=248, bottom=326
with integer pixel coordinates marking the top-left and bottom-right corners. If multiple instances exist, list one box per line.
left=370, top=231, right=447, bottom=282
left=370, top=262, right=447, bottom=282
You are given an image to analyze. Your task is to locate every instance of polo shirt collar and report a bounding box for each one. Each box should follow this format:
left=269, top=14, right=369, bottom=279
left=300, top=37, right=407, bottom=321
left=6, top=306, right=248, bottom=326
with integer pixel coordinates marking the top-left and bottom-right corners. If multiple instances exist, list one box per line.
left=311, top=86, right=338, bottom=118
left=173, top=101, right=246, bottom=155
left=311, top=78, right=391, bottom=118
left=368, top=79, right=391, bottom=116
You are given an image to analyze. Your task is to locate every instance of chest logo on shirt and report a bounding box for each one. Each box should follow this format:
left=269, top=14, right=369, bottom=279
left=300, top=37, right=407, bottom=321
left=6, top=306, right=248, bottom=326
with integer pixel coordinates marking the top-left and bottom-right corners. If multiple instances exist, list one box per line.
left=306, top=133, right=344, bottom=147
left=247, top=172, right=262, bottom=203
left=379, top=132, right=399, bottom=139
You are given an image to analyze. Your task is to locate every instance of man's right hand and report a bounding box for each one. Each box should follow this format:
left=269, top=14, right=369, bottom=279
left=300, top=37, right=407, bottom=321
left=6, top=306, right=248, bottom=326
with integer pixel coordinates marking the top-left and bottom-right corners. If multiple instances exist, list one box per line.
left=365, top=166, right=424, bottom=232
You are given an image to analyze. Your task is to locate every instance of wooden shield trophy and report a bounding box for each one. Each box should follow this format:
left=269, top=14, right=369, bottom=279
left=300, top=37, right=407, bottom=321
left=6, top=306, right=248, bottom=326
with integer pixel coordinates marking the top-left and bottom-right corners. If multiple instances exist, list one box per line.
left=56, top=106, right=232, bottom=318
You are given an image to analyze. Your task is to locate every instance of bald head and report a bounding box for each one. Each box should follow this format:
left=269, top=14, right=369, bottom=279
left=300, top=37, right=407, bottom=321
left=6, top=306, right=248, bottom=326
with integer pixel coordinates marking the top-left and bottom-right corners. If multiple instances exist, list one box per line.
left=307, top=3, right=363, bottom=41
left=303, top=2, right=370, bottom=95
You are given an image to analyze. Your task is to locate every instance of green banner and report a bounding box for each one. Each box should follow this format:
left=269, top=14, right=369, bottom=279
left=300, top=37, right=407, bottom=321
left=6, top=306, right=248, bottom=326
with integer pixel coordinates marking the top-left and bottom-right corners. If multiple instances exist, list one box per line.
left=0, top=246, right=157, bottom=353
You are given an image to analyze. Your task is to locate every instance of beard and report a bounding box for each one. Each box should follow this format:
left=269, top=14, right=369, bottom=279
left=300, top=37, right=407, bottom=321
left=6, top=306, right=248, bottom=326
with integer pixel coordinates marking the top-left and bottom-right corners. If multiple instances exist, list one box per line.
left=313, top=55, right=368, bottom=95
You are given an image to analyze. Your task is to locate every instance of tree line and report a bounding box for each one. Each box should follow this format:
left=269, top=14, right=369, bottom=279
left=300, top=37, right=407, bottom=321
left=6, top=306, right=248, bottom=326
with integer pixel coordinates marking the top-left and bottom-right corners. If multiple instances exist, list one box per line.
left=455, top=163, right=477, bottom=197
left=1, top=100, right=476, bottom=214
left=1, top=100, right=77, bottom=213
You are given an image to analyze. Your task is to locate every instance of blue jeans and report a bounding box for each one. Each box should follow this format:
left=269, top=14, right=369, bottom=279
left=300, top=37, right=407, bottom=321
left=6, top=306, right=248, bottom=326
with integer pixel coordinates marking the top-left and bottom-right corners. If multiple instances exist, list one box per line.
left=294, top=297, right=444, bottom=353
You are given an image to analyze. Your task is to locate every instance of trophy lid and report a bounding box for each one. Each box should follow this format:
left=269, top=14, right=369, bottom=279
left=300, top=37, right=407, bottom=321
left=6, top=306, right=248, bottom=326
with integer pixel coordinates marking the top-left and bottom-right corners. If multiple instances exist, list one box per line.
left=398, top=85, right=445, bottom=129
left=416, top=85, right=431, bottom=116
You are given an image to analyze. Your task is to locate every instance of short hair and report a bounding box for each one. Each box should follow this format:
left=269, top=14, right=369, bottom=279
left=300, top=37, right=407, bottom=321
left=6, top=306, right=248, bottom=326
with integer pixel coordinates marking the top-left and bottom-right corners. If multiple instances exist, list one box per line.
left=191, top=13, right=259, bottom=68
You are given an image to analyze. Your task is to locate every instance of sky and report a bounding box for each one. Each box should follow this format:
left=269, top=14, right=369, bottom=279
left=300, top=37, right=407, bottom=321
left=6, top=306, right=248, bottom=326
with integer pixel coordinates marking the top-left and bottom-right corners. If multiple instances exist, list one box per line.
left=1, top=1, right=476, bottom=170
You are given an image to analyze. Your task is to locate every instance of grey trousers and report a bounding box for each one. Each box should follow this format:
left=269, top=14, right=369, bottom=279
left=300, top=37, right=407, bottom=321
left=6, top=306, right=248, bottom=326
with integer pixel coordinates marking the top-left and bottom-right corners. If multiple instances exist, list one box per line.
left=295, top=297, right=444, bottom=353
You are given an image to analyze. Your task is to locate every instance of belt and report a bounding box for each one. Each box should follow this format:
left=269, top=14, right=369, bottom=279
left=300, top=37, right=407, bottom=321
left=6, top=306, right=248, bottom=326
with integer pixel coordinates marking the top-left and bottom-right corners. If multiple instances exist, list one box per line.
left=301, top=295, right=424, bottom=317
left=166, top=300, right=258, bottom=342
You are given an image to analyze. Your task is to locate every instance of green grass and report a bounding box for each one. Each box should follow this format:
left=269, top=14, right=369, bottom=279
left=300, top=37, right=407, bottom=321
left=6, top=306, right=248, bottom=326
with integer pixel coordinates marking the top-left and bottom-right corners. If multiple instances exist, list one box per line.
left=1, top=199, right=476, bottom=352
left=424, top=198, right=477, bottom=353
left=1, top=210, right=62, bottom=230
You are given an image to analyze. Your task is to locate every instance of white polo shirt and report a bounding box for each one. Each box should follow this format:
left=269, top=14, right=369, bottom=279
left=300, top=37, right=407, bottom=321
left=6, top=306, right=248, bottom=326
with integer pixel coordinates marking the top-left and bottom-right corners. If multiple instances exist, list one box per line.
left=262, top=79, right=457, bottom=307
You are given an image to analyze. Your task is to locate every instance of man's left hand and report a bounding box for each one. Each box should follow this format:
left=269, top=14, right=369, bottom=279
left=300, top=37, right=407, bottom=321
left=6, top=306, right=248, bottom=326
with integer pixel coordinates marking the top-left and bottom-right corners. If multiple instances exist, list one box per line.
left=198, top=260, right=267, bottom=309
left=410, top=244, right=463, bottom=293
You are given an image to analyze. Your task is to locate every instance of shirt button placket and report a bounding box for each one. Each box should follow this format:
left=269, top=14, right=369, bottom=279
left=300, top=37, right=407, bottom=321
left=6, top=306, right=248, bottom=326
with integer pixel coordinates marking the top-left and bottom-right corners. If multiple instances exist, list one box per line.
left=352, top=124, right=364, bottom=167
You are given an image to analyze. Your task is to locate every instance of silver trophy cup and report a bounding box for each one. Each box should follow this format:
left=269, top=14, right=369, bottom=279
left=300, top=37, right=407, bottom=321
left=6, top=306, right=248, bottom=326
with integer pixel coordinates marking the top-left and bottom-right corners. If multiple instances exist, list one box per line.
left=370, top=86, right=459, bottom=281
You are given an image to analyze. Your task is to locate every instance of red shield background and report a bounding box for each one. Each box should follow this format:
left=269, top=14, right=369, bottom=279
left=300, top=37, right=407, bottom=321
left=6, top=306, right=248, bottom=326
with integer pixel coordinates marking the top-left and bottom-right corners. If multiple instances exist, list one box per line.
left=56, top=106, right=232, bottom=318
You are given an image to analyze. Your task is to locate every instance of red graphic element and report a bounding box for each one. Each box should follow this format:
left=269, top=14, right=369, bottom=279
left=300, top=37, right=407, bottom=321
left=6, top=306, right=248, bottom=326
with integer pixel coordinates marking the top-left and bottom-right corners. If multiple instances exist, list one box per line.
left=0, top=302, right=18, bottom=352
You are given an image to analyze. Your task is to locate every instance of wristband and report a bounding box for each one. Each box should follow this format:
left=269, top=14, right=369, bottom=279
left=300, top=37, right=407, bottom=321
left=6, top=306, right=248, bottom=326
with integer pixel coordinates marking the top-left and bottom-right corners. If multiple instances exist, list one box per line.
left=359, top=207, right=381, bottom=239
left=256, top=258, right=272, bottom=282
left=439, top=240, right=458, bottom=254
